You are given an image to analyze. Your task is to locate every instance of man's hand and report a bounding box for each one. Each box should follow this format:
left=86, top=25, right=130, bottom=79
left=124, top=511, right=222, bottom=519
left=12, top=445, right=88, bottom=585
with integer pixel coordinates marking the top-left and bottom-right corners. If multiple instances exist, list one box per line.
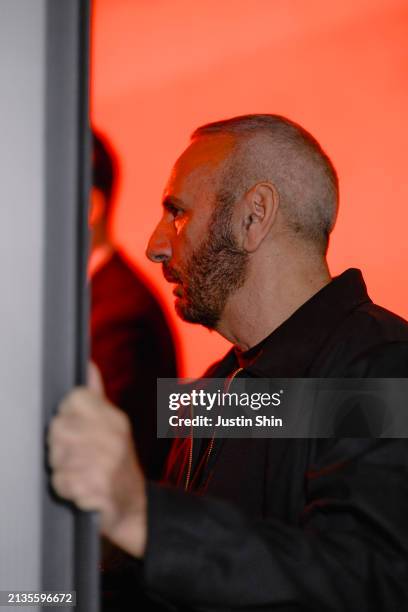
left=47, top=375, right=147, bottom=558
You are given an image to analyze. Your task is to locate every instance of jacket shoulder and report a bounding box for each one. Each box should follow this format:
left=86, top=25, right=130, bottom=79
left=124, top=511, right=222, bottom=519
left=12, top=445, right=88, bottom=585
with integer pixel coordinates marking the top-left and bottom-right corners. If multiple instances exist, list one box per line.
left=355, top=301, right=408, bottom=337
left=312, top=302, right=408, bottom=376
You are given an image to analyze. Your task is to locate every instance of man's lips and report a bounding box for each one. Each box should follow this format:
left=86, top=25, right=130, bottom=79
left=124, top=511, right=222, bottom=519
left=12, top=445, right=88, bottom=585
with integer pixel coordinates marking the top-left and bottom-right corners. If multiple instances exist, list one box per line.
left=173, top=285, right=183, bottom=297
left=162, top=264, right=182, bottom=284
left=162, top=265, right=186, bottom=298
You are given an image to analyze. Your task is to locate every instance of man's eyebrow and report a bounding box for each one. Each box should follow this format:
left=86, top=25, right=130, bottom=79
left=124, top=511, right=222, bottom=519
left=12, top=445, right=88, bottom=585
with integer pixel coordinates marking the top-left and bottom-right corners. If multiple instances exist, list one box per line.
left=162, top=195, right=186, bottom=210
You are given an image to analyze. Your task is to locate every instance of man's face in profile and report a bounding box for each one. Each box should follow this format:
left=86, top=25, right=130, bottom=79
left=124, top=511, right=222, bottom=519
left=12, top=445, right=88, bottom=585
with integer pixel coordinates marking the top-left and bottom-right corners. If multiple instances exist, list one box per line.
left=147, top=135, right=248, bottom=329
left=88, top=187, right=106, bottom=249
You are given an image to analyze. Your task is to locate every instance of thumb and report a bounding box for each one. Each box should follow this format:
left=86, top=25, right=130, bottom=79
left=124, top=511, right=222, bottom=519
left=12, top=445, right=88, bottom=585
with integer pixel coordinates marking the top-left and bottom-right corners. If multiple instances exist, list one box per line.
left=87, top=361, right=105, bottom=396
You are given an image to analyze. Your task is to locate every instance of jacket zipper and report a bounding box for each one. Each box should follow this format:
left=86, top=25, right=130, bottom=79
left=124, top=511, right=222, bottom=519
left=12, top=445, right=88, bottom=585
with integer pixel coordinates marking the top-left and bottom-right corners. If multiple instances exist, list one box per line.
left=185, top=367, right=244, bottom=491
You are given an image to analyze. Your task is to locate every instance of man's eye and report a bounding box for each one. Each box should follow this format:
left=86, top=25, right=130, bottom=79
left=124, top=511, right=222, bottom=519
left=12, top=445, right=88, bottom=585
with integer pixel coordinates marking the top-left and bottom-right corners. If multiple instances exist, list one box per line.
left=169, top=206, right=184, bottom=219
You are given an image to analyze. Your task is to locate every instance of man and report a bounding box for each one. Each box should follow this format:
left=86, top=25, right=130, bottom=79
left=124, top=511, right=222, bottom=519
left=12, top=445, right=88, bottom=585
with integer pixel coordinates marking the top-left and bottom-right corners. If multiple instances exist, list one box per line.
left=90, top=131, right=177, bottom=480
left=49, top=115, right=408, bottom=611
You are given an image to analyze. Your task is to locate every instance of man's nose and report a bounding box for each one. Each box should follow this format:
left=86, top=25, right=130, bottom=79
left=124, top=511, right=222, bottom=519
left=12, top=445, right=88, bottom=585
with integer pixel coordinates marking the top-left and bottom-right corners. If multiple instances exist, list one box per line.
left=146, top=222, right=172, bottom=263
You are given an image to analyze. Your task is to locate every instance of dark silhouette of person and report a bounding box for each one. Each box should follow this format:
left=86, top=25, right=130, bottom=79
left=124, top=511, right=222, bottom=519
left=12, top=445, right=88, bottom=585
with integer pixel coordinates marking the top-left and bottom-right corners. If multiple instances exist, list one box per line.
left=89, top=130, right=178, bottom=481
left=90, top=132, right=179, bottom=611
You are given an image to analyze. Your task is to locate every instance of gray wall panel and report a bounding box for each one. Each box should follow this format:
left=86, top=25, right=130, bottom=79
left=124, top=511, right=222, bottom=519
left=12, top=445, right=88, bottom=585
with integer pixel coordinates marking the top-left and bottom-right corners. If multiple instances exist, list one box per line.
left=0, top=1, right=93, bottom=610
left=0, top=0, right=46, bottom=601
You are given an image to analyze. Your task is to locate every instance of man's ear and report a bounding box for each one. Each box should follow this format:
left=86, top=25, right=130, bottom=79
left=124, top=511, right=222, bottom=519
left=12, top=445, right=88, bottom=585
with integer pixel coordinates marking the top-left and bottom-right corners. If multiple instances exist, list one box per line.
left=238, top=182, right=279, bottom=252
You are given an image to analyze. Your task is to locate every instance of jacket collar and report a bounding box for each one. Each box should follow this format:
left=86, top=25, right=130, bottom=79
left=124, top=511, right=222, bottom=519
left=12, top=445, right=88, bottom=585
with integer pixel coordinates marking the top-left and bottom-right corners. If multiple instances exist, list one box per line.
left=212, top=269, right=372, bottom=378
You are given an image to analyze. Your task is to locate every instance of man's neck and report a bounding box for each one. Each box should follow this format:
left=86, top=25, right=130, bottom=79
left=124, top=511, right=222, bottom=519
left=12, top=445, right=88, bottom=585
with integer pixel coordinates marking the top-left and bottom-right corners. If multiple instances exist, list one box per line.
left=217, top=258, right=331, bottom=351
left=88, top=240, right=114, bottom=278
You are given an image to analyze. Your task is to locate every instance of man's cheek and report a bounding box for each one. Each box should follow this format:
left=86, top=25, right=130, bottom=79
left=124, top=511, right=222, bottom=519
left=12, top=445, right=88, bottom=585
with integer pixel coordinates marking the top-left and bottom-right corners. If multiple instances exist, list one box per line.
left=174, top=215, right=189, bottom=234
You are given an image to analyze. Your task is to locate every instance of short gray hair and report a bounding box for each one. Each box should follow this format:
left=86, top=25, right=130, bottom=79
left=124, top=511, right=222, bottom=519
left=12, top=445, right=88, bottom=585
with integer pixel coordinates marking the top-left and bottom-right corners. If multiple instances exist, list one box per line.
left=192, top=114, right=339, bottom=254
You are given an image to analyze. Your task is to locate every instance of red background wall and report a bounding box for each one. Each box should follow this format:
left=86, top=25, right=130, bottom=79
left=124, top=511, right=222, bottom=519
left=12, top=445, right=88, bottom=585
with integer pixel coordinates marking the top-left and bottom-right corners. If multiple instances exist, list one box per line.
left=91, top=0, right=408, bottom=377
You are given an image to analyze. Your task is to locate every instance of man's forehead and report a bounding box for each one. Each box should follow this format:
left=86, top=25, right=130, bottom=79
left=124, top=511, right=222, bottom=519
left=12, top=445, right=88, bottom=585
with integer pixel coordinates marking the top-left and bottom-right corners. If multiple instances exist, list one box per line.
left=166, top=133, right=236, bottom=194
left=179, top=133, right=236, bottom=169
